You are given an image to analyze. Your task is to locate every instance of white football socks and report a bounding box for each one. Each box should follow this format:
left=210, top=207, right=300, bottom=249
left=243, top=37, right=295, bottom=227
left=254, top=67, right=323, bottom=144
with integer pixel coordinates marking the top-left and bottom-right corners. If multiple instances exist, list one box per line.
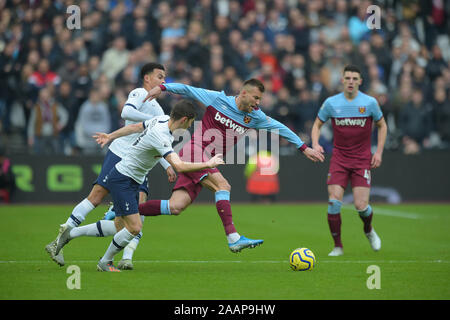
left=100, top=228, right=135, bottom=263
left=122, top=216, right=145, bottom=260
left=69, top=220, right=117, bottom=239
left=122, top=232, right=142, bottom=260
left=66, top=198, right=95, bottom=227
left=227, top=232, right=240, bottom=244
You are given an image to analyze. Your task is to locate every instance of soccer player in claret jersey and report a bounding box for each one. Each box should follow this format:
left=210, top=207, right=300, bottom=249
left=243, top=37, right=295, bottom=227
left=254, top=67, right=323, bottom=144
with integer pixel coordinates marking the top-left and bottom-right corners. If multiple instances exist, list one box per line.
left=137, top=78, right=324, bottom=253
left=311, top=65, right=387, bottom=256
left=45, top=63, right=176, bottom=269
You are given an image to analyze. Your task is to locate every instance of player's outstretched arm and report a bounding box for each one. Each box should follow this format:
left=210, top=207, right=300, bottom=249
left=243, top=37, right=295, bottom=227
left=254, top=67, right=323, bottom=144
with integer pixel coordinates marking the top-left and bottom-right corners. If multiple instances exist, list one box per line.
left=121, top=104, right=156, bottom=121
left=144, top=83, right=221, bottom=107
left=143, top=85, right=162, bottom=102
left=371, top=117, right=387, bottom=169
left=165, top=153, right=224, bottom=173
left=256, top=115, right=324, bottom=163
left=93, top=123, right=144, bottom=148
left=311, top=117, right=325, bottom=154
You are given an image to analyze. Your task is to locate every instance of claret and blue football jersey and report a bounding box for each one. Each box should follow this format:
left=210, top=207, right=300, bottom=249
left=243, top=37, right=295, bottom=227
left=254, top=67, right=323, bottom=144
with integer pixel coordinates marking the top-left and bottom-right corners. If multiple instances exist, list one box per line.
left=160, top=83, right=306, bottom=161
left=318, top=91, right=384, bottom=167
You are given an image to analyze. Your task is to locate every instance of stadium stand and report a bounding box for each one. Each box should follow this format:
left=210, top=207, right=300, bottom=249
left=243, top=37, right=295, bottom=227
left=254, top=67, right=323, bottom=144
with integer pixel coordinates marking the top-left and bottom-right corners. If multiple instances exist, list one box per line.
left=0, top=0, right=448, bottom=156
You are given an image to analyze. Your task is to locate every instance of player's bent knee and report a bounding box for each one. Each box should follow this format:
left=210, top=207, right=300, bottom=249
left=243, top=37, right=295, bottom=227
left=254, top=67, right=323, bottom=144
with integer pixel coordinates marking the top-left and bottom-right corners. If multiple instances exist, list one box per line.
left=169, top=205, right=185, bottom=215
left=354, top=200, right=369, bottom=212
left=219, top=181, right=231, bottom=192
left=125, top=217, right=143, bottom=236
left=129, top=229, right=141, bottom=236
left=128, top=224, right=142, bottom=236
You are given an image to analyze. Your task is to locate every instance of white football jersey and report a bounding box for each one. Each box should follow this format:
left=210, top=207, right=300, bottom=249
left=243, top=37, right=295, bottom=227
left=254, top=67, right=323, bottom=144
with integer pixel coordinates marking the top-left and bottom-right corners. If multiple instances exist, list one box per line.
left=109, top=88, right=165, bottom=158
left=116, top=115, right=174, bottom=184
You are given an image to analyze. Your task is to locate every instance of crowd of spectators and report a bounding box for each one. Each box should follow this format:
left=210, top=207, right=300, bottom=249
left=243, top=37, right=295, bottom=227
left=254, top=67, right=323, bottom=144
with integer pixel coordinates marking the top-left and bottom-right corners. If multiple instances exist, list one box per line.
left=0, top=0, right=449, bottom=156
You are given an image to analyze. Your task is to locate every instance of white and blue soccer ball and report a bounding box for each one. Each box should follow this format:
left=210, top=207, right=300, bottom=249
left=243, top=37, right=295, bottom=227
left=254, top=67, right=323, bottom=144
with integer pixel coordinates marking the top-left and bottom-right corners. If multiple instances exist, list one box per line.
left=289, top=248, right=316, bottom=271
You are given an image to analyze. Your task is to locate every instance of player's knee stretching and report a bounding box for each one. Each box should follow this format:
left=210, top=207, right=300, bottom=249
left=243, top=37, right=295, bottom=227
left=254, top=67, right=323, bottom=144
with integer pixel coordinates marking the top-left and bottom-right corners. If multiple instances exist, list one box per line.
left=328, top=199, right=342, bottom=214
left=354, top=200, right=369, bottom=212
left=170, top=207, right=183, bottom=215
left=358, top=204, right=372, bottom=217
left=128, top=221, right=142, bottom=236
left=128, top=227, right=142, bottom=236
left=167, top=200, right=186, bottom=215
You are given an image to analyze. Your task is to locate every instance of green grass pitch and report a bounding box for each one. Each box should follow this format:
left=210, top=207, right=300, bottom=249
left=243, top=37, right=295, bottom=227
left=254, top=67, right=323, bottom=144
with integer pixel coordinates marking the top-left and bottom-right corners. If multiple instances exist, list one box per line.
left=0, top=203, right=449, bottom=300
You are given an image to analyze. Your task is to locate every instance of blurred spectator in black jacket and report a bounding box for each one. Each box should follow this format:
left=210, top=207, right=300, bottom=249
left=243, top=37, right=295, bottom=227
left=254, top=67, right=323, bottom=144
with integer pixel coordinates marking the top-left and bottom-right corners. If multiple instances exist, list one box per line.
left=433, top=87, right=450, bottom=146
left=399, top=88, right=434, bottom=153
left=426, top=44, right=448, bottom=82
left=57, top=81, right=79, bottom=155
left=296, top=89, right=320, bottom=135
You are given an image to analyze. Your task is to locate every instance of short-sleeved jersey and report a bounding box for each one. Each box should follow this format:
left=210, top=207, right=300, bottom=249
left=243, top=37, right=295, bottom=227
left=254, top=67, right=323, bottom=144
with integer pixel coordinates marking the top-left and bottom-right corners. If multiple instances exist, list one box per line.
left=318, top=91, right=383, bottom=167
left=115, top=115, right=174, bottom=184
left=161, top=83, right=305, bottom=162
left=109, top=88, right=165, bottom=158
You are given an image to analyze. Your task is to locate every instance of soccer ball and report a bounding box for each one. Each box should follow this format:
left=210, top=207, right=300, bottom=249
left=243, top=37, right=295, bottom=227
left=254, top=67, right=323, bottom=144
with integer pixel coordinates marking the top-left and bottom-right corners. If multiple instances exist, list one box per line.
left=289, top=248, right=316, bottom=271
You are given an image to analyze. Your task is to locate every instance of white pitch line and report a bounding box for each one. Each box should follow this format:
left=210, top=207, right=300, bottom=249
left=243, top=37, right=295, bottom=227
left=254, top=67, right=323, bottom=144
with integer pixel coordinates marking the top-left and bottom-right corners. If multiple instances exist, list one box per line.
left=372, top=207, right=426, bottom=219
left=0, top=260, right=449, bottom=264
left=341, top=205, right=426, bottom=220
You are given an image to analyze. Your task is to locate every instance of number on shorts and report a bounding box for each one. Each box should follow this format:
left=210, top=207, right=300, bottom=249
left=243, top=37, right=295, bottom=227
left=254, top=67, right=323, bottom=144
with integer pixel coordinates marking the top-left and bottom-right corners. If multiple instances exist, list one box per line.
left=364, top=169, right=371, bottom=184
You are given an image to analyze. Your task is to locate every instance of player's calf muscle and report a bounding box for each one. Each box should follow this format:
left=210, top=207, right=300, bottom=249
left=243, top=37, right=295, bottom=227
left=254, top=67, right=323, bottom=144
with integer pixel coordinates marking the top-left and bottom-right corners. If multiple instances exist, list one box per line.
left=124, top=215, right=142, bottom=235
left=87, top=185, right=108, bottom=206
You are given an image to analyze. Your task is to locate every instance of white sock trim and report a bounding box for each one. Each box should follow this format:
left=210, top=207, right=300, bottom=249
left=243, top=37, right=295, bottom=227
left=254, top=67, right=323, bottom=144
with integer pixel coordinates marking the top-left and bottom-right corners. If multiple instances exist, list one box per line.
left=227, top=232, right=240, bottom=244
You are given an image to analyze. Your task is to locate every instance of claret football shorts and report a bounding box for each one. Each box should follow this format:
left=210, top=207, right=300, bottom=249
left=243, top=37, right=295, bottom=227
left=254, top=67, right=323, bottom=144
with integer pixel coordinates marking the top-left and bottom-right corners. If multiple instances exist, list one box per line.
left=173, top=167, right=220, bottom=202
left=327, top=160, right=371, bottom=188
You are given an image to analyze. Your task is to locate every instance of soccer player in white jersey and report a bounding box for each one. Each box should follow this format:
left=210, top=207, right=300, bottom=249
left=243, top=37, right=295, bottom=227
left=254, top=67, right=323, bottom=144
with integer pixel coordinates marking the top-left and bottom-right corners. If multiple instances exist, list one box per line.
left=56, top=100, right=224, bottom=272
left=45, top=63, right=176, bottom=268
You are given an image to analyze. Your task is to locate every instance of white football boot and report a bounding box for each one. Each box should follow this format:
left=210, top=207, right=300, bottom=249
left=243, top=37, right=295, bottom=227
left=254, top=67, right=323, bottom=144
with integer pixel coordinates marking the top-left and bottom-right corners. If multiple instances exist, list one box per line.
left=118, top=259, right=134, bottom=270
left=55, top=224, right=73, bottom=255
left=328, top=247, right=344, bottom=256
left=366, top=229, right=381, bottom=251
left=45, top=240, right=65, bottom=266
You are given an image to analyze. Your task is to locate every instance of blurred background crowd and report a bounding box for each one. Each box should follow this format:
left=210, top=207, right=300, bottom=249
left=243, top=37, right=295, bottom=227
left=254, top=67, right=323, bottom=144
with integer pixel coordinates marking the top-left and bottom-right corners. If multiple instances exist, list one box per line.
left=0, top=0, right=449, bottom=156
